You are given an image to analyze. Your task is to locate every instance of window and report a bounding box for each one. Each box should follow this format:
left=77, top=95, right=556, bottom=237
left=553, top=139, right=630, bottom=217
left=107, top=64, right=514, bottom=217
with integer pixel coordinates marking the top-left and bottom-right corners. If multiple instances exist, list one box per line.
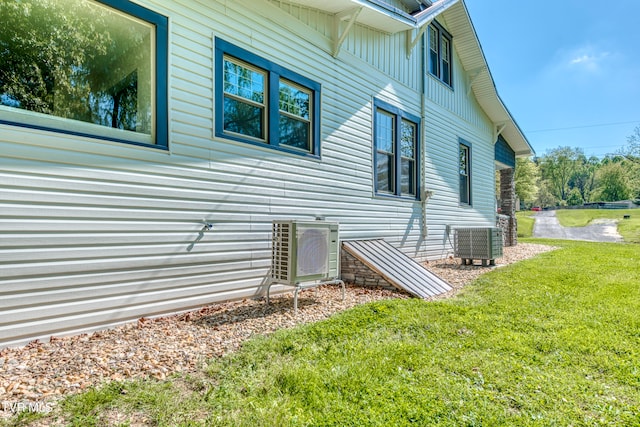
left=0, top=0, right=168, bottom=148
left=459, top=140, right=471, bottom=205
left=373, top=99, right=420, bottom=199
left=428, top=22, right=452, bottom=87
left=215, top=39, right=321, bottom=157
left=222, top=58, right=267, bottom=141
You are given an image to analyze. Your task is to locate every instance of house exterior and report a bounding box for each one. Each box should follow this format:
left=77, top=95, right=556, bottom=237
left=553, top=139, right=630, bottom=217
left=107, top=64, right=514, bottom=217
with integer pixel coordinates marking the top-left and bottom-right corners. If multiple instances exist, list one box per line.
left=0, top=0, right=533, bottom=347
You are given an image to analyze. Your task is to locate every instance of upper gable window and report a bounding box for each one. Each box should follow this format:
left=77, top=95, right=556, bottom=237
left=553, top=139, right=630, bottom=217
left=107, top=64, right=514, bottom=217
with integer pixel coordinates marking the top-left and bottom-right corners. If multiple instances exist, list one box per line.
left=0, top=0, right=168, bottom=148
left=428, top=22, right=453, bottom=87
left=215, top=39, right=321, bottom=158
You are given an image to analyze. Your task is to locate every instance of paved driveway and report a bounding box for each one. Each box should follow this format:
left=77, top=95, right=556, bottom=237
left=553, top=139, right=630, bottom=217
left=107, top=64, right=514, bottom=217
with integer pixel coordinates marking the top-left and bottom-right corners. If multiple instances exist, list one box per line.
left=533, top=210, right=623, bottom=243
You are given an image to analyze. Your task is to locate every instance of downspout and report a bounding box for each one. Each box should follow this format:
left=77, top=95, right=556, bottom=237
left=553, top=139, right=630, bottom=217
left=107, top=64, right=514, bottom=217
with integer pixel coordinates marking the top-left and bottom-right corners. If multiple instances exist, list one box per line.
left=420, top=31, right=428, bottom=238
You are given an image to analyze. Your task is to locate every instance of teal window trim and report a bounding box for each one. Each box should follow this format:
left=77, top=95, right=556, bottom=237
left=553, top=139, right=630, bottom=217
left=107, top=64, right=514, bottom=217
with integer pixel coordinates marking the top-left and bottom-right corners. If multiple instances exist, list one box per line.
left=215, top=38, right=321, bottom=158
left=373, top=99, right=421, bottom=200
left=459, top=138, right=472, bottom=206
left=428, top=21, right=453, bottom=88
left=0, top=0, right=169, bottom=149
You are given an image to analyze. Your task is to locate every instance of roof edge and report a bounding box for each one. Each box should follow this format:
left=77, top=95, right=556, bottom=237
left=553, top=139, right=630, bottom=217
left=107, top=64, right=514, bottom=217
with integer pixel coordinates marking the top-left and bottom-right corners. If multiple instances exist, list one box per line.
left=456, top=1, right=534, bottom=157
left=414, top=0, right=461, bottom=26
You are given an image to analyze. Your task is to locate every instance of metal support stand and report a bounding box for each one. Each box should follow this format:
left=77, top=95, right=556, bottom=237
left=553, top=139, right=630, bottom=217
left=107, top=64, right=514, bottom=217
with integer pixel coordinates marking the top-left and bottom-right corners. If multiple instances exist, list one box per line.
left=266, top=279, right=346, bottom=314
left=461, top=258, right=496, bottom=267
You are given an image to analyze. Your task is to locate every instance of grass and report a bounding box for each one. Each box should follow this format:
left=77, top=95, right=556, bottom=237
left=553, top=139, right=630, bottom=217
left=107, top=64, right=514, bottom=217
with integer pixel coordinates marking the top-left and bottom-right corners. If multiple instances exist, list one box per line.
left=556, top=209, right=640, bottom=243
left=8, top=239, right=640, bottom=426
left=515, top=211, right=535, bottom=238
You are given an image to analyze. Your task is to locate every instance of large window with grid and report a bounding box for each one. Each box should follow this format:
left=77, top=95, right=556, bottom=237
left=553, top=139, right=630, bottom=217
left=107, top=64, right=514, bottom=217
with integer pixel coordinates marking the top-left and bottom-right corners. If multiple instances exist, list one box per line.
left=428, top=22, right=453, bottom=87
left=0, top=0, right=168, bottom=148
left=215, top=39, right=321, bottom=157
left=373, top=99, right=420, bottom=199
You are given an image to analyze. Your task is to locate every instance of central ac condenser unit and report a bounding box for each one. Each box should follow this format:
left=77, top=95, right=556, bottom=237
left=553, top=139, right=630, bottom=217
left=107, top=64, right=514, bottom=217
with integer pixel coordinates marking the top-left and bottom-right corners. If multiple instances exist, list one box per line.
left=271, top=220, right=340, bottom=286
left=454, top=227, right=503, bottom=266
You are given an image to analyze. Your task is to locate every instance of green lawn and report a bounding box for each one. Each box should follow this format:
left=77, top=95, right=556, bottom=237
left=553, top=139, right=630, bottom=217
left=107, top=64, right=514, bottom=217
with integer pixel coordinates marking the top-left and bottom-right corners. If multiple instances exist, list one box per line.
left=515, top=211, right=535, bottom=238
left=556, top=209, right=640, bottom=243
left=11, top=239, right=640, bottom=426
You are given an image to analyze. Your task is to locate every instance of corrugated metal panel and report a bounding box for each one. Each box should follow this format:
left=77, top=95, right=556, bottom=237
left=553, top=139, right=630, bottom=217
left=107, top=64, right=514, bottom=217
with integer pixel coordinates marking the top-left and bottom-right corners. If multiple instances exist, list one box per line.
left=342, top=239, right=452, bottom=298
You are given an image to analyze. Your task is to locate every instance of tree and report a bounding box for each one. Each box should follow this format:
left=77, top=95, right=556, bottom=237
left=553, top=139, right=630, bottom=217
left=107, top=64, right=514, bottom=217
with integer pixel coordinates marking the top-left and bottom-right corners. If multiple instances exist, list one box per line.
left=568, top=154, right=599, bottom=203
left=539, top=147, right=583, bottom=202
left=622, top=125, right=640, bottom=157
left=621, top=126, right=640, bottom=199
left=514, top=157, right=539, bottom=206
left=535, top=181, right=558, bottom=208
left=594, top=161, right=632, bottom=202
left=566, top=188, right=584, bottom=206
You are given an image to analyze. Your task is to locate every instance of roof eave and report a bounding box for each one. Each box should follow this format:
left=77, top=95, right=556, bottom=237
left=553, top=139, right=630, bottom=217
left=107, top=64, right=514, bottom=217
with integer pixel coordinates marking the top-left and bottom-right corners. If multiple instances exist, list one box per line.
left=414, top=0, right=460, bottom=27
left=444, top=1, right=534, bottom=157
left=272, top=0, right=535, bottom=157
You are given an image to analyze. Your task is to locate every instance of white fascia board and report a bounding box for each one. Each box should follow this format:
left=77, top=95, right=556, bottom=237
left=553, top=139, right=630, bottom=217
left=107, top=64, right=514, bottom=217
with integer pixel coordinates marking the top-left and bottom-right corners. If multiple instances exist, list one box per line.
left=350, top=0, right=416, bottom=32
left=353, top=0, right=417, bottom=25
left=414, top=0, right=460, bottom=27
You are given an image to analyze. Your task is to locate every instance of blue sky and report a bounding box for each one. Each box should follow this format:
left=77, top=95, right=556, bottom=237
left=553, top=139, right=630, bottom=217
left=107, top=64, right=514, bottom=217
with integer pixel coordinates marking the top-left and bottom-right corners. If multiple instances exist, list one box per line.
left=464, top=0, right=640, bottom=158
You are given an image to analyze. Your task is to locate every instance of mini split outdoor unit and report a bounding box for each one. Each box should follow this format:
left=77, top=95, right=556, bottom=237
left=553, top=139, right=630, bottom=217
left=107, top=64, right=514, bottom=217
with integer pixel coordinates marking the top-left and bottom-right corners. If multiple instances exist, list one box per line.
left=268, top=220, right=344, bottom=313
left=271, top=220, right=340, bottom=285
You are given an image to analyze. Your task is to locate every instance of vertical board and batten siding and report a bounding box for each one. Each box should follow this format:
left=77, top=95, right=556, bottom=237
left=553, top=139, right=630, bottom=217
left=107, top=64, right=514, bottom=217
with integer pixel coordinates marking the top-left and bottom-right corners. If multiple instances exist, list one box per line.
left=267, top=0, right=421, bottom=92
left=0, top=0, right=431, bottom=347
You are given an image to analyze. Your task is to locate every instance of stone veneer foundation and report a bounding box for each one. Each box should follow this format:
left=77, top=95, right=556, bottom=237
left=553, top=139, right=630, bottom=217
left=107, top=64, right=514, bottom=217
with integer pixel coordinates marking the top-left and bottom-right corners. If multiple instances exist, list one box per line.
left=340, top=247, right=395, bottom=289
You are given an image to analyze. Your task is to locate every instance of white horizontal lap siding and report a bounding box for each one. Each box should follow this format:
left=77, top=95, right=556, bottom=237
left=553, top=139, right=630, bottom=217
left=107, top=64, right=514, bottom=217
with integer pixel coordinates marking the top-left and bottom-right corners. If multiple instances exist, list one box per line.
left=0, top=0, right=425, bottom=347
left=194, top=0, right=425, bottom=247
left=422, top=101, right=497, bottom=258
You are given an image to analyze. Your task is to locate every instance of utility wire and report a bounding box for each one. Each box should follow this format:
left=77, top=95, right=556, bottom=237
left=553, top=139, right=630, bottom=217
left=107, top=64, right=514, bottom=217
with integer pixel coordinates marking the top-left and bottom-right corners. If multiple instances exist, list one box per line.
left=527, top=120, right=640, bottom=133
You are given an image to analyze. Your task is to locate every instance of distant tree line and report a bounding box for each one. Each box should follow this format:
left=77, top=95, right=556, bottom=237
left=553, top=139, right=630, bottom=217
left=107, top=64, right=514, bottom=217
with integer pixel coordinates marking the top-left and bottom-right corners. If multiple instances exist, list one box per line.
left=514, top=126, right=640, bottom=208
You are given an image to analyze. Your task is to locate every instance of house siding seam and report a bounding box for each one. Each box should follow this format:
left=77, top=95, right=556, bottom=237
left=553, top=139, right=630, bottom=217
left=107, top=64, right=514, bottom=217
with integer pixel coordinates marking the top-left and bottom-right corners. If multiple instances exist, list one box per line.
left=0, top=0, right=500, bottom=347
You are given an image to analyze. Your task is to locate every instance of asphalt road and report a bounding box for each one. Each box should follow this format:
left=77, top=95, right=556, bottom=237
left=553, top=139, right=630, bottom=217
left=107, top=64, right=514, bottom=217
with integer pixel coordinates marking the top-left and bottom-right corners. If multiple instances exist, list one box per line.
left=532, top=210, right=623, bottom=243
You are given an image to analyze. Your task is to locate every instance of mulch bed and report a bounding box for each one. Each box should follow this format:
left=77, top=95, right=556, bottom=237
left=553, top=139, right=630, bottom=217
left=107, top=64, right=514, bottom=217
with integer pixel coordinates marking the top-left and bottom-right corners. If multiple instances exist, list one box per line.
left=0, top=243, right=555, bottom=417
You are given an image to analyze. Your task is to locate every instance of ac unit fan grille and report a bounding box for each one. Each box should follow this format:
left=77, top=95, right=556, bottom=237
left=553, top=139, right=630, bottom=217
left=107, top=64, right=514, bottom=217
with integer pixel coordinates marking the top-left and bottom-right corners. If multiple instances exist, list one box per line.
left=296, top=228, right=329, bottom=277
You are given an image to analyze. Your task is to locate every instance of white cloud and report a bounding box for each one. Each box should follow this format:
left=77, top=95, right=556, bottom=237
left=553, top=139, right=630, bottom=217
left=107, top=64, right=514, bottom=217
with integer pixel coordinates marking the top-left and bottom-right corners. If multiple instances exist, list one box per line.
left=570, top=54, right=595, bottom=65
left=566, top=47, right=611, bottom=72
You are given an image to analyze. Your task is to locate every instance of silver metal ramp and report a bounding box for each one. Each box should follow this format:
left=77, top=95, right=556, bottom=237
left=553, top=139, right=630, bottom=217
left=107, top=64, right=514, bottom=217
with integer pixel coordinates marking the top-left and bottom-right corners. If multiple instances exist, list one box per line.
left=342, top=239, right=452, bottom=299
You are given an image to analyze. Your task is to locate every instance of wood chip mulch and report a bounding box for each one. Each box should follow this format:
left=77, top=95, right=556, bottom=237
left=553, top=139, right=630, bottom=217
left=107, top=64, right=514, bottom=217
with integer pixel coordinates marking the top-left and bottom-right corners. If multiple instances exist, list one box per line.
left=0, top=243, right=555, bottom=418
